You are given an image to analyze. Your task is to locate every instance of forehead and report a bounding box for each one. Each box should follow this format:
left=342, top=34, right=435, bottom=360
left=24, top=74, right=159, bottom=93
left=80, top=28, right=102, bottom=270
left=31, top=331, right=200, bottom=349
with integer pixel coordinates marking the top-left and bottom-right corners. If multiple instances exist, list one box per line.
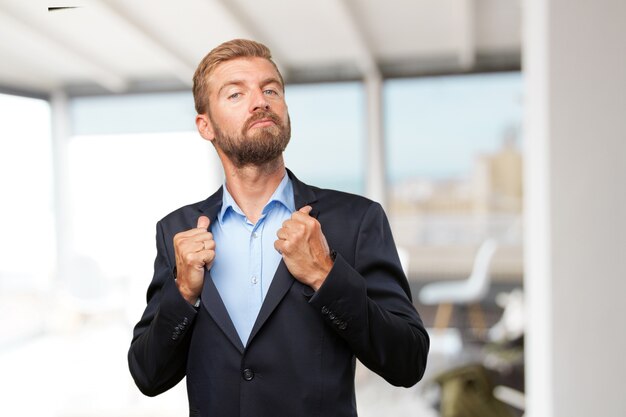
left=209, top=57, right=282, bottom=92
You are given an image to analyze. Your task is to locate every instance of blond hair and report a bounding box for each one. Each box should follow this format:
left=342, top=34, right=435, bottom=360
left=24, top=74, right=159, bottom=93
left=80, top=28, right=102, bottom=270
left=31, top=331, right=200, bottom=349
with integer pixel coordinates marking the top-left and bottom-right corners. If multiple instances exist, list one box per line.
left=192, top=39, right=284, bottom=114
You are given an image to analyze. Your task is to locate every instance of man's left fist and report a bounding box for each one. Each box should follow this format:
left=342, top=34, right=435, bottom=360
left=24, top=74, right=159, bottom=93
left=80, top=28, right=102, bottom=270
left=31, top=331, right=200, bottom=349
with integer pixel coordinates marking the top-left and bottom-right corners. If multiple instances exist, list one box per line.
left=274, top=205, right=333, bottom=291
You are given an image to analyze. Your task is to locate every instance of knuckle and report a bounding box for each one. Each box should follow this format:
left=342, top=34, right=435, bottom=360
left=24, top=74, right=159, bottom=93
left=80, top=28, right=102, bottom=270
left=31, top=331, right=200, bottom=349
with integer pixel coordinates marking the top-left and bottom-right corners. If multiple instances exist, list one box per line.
left=177, top=234, right=186, bottom=242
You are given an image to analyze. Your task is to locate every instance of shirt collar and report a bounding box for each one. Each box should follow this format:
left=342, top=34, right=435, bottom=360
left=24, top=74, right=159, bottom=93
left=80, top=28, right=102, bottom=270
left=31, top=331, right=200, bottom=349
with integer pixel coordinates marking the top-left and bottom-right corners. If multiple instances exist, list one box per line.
left=218, top=170, right=295, bottom=224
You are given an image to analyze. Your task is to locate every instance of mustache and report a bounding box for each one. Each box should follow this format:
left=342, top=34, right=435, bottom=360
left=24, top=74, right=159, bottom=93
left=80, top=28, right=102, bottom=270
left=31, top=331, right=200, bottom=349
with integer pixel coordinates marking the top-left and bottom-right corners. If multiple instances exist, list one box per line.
left=243, top=110, right=282, bottom=131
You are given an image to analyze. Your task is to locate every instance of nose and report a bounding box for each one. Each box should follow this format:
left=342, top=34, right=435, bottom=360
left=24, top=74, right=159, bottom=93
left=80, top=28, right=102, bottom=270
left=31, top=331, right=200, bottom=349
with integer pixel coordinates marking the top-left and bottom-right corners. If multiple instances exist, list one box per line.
left=250, top=90, right=270, bottom=112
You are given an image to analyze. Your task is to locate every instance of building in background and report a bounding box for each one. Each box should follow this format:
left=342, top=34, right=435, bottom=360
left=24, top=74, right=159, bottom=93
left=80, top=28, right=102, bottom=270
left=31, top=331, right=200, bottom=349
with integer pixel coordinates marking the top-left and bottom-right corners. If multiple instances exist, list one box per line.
left=390, top=126, right=524, bottom=282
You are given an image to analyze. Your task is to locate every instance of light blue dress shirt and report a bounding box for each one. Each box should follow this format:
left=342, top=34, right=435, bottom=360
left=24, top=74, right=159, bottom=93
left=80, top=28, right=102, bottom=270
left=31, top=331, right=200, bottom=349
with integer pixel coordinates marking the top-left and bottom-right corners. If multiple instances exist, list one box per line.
left=210, top=172, right=295, bottom=346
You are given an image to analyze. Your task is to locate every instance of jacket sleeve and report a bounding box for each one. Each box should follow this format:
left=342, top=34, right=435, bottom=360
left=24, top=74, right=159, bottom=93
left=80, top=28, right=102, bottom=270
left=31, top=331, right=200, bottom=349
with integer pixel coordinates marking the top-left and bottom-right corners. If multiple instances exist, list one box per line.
left=307, top=202, right=430, bottom=387
left=127, top=220, right=198, bottom=397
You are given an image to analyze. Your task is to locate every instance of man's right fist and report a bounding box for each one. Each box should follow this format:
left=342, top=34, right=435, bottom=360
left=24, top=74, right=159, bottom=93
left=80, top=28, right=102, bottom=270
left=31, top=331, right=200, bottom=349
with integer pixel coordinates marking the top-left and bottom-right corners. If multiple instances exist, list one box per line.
left=173, top=216, right=215, bottom=305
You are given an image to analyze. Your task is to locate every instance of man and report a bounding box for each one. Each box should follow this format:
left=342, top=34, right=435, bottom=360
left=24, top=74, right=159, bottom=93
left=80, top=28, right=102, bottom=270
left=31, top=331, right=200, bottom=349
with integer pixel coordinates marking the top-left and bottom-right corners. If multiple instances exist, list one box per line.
left=128, top=39, right=429, bottom=417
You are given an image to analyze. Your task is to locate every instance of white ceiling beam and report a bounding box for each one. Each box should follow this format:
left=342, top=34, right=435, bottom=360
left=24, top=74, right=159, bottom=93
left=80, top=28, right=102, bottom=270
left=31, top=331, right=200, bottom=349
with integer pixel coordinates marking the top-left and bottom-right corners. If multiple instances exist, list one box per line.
left=210, top=0, right=289, bottom=78
left=0, top=7, right=127, bottom=92
left=0, top=46, right=59, bottom=92
left=329, top=1, right=384, bottom=207
left=331, top=0, right=380, bottom=78
left=91, top=0, right=196, bottom=86
left=458, top=0, right=476, bottom=69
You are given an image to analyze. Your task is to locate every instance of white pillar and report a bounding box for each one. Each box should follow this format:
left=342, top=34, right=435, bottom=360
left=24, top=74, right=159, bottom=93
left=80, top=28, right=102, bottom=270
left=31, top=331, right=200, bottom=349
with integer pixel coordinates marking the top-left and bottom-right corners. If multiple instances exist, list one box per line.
left=50, top=90, right=73, bottom=281
left=365, top=72, right=386, bottom=208
left=524, top=1, right=626, bottom=416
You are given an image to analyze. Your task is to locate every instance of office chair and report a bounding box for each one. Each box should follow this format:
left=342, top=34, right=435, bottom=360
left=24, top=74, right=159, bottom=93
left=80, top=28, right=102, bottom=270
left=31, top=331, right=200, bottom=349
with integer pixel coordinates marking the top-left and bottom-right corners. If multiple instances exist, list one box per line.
left=418, top=239, right=499, bottom=332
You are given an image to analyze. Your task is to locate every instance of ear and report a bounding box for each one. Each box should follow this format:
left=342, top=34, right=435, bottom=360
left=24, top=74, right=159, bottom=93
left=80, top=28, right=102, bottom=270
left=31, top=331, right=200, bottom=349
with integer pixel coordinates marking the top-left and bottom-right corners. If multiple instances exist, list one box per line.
left=196, top=114, right=215, bottom=142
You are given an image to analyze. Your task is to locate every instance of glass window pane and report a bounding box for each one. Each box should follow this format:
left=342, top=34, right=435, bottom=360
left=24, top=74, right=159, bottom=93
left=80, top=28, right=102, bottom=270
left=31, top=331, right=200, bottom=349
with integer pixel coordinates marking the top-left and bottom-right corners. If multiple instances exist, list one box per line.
left=384, top=72, right=523, bottom=280
left=0, top=93, right=54, bottom=290
left=70, top=92, right=197, bottom=135
left=284, top=82, right=365, bottom=194
left=65, top=131, right=221, bottom=319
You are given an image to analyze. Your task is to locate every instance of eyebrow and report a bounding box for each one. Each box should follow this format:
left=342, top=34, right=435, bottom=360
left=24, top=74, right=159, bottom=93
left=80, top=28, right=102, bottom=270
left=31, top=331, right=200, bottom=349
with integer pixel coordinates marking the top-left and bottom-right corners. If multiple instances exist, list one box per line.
left=217, top=80, right=245, bottom=97
left=217, top=77, right=284, bottom=97
left=260, top=77, right=283, bottom=90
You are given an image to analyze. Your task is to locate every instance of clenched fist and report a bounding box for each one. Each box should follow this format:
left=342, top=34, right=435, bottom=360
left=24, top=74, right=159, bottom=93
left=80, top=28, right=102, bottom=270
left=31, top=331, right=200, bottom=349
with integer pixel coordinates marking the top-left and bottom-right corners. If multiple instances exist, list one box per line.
left=173, top=216, right=215, bottom=305
left=274, top=206, right=333, bottom=291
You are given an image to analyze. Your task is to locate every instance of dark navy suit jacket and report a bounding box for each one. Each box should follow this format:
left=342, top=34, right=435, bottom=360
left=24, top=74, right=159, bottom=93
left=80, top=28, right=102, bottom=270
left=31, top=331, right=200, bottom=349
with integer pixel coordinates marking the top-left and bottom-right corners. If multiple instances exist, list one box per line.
left=128, top=170, right=429, bottom=417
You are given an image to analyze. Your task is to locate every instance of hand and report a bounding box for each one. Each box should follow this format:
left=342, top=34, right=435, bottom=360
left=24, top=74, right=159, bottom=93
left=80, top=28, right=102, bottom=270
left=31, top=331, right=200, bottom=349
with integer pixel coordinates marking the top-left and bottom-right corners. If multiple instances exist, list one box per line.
left=173, top=216, right=215, bottom=304
left=274, top=206, right=333, bottom=291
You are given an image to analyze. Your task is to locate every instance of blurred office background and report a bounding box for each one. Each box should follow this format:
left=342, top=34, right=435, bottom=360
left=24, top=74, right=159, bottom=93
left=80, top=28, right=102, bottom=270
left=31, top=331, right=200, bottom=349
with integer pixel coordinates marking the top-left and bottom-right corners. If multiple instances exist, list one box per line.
left=0, top=1, right=624, bottom=416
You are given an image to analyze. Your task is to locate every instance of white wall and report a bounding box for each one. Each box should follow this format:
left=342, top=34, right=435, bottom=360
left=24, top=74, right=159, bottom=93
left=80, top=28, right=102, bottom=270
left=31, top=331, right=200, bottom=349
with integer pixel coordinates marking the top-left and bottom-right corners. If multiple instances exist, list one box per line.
left=524, top=1, right=626, bottom=416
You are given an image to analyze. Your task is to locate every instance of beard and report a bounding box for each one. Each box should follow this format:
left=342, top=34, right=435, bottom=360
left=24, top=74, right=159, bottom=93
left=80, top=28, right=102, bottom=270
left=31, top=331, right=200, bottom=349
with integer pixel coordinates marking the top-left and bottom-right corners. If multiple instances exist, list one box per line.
left=211, top=110, right=291, bottom=169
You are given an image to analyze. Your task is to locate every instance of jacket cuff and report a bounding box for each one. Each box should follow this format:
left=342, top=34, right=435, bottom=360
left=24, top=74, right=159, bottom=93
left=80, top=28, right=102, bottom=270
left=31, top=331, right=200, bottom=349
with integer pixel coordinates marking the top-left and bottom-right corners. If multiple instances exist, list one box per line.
left=307, top=252, right=367, bottom=332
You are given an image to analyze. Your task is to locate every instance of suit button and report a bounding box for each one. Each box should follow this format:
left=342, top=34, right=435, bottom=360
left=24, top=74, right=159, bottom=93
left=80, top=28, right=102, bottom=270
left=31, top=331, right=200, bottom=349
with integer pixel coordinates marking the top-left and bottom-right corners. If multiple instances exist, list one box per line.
left=328, top=313, right=336, bottom=320
left=242, top=368, right=254, bottom=381
left=321, top=306, right=329, bottom=315
left=338, top=321, right=347, bottom=330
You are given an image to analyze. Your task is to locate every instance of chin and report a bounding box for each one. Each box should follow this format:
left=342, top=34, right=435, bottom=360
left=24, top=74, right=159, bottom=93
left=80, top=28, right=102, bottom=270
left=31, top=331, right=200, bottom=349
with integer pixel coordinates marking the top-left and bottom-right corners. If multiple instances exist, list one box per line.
left=249, top=125, right=279, bottom=135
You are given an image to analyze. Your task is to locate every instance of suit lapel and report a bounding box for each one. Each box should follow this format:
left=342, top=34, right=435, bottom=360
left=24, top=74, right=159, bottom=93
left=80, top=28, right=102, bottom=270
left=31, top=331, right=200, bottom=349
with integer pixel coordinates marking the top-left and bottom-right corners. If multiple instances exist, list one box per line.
left=197, top=187, right=246, bottom=354
left=195, top=171, right=319, bottom=351
left=201, top=271, right=245, bottom=353
left=247, top=170, right=318, bottom=345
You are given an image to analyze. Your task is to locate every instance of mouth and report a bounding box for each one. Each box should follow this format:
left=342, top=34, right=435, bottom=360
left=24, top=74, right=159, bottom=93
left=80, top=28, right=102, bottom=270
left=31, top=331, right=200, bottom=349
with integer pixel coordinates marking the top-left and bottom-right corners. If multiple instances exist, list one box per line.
left=248, top=118, right=276, bottom=129
left=244, top=110, right=282, bottom=132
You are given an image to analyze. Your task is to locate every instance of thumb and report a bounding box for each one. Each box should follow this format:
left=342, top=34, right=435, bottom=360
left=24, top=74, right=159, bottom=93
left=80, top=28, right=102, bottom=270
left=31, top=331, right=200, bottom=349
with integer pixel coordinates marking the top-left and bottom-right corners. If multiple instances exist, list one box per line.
left=197, top=215, right=210, bottom=230
left=298, top=205, right=313, bottom=215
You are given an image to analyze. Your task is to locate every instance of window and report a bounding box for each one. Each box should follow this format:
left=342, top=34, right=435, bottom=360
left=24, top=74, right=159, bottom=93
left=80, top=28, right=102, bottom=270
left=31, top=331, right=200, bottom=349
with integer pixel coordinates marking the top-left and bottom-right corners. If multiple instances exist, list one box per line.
left=384, top=72, right=523, bottom=279
left=284, top=82, right=365, bottom=194
left=0, top=93, right=54, bottom=290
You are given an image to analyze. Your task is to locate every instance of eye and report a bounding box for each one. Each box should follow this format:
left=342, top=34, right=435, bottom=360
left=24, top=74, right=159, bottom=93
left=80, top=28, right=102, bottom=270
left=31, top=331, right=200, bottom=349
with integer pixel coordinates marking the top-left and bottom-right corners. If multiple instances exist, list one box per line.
left=228, top=92, right=242, bottom=100
left=263, top=89, right=279, bottom=96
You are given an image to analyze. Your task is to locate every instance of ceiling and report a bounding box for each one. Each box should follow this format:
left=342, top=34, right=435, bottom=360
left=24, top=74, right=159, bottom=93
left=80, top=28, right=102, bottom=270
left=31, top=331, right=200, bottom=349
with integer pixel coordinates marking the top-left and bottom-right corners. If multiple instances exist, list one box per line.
left=0, top=0, right=521, bottom=97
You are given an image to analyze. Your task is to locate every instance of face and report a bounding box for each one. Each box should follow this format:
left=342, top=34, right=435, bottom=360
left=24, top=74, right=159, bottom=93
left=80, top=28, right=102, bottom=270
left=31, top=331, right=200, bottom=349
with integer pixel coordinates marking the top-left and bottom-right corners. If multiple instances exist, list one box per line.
left=198, top=57, right=291, bottom=168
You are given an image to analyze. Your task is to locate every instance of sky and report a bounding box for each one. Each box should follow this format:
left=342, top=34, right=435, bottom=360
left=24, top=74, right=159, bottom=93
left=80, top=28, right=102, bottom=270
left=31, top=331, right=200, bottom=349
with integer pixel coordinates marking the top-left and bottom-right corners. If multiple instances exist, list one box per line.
left=285, top=72, right=523, bottom=191
left=385, top=72, right=523, bottom=181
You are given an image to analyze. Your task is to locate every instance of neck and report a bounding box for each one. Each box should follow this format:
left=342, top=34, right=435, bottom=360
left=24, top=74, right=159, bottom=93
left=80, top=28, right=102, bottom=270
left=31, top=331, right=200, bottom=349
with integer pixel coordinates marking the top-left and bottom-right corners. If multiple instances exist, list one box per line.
left=221, top=155, right=286, bottom=224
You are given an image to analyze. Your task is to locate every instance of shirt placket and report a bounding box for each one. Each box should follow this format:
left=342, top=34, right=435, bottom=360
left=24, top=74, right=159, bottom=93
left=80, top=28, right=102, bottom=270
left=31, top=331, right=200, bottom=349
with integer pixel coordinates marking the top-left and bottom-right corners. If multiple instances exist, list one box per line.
left=249, top=220, right=265, bottom=303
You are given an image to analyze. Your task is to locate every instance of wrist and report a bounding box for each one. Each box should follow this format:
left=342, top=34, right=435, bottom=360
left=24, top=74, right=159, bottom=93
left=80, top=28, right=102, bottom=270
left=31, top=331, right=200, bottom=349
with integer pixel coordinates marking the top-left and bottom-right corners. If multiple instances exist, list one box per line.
left=175, top=278, right=200, bottom=305
left=311, top=250, right=336, bottom=291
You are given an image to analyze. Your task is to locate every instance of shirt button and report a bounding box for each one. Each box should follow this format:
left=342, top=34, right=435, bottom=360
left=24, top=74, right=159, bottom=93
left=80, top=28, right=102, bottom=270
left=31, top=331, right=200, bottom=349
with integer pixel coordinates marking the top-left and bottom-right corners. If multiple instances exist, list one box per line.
left=242, top=368, right=255, bottom=381
left=252, top=232, right=258, bottom=239
left=251, top=276, right=258, bottom=284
